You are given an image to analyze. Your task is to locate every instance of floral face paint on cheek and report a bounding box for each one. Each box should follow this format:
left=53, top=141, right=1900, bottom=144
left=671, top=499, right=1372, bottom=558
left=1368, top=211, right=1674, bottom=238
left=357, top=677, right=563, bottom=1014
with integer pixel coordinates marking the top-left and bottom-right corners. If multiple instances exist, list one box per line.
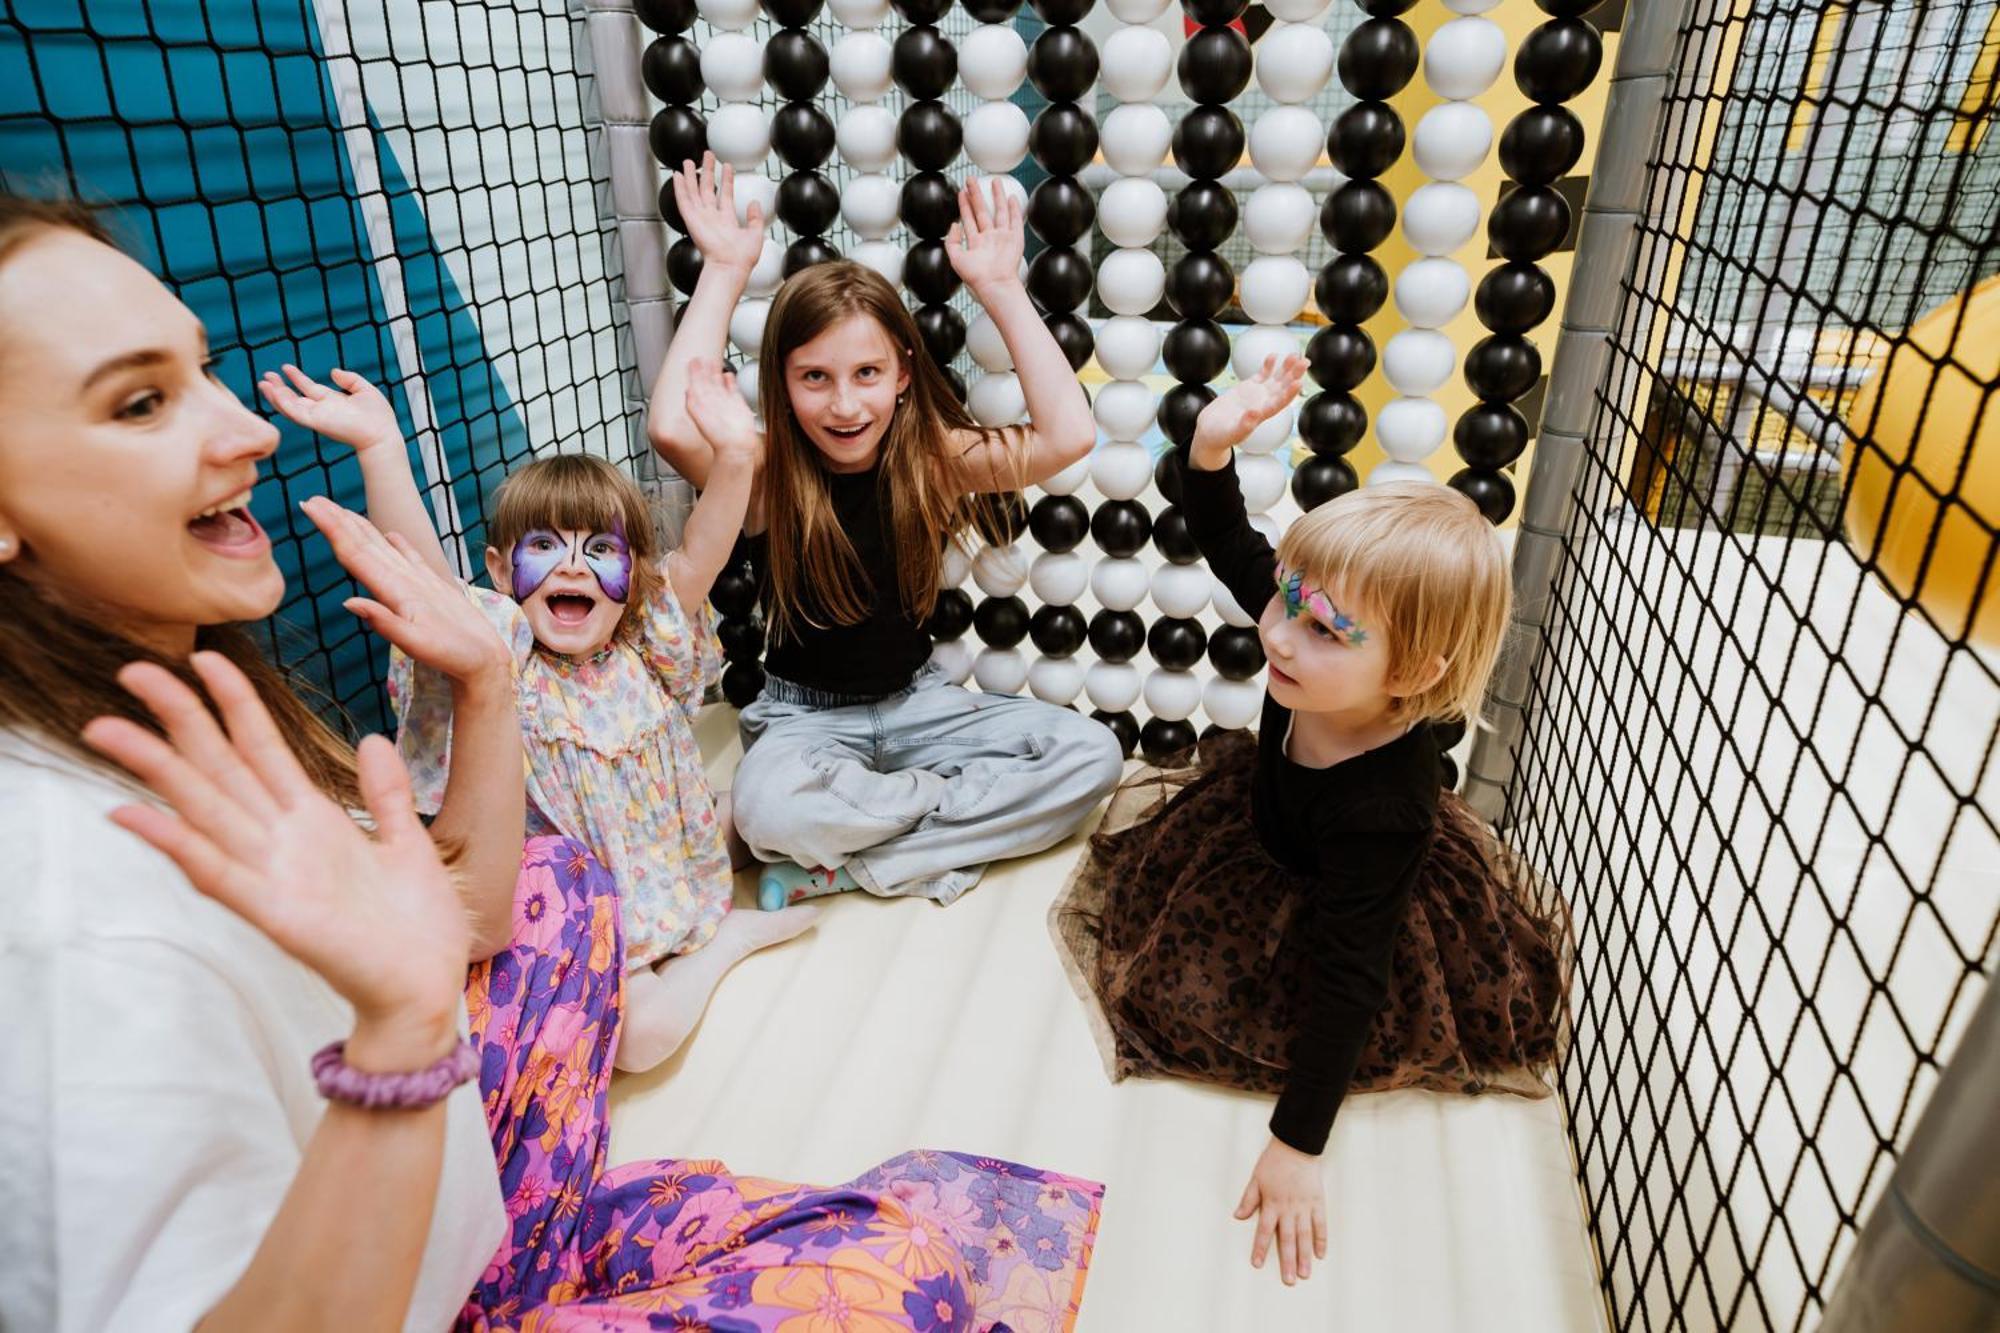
left=1275, top=563, right=1369, bottom=646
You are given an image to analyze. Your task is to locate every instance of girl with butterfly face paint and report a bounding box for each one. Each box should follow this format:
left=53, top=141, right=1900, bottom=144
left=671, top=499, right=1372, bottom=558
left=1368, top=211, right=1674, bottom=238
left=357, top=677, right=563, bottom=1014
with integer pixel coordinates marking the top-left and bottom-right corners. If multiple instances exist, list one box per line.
left=262, top=361, right=820, bottom=1073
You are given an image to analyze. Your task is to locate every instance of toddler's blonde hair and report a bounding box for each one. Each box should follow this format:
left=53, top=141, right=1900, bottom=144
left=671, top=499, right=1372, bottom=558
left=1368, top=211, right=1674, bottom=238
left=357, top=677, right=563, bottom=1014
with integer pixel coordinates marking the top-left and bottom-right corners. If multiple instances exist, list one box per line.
left=1274, top=481, right=1510, bottom=725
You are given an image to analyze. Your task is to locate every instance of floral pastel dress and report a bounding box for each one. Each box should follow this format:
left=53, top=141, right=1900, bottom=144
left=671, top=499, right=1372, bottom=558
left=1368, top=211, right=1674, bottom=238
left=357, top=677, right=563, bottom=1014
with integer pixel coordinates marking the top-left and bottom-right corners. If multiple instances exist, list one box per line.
left=391, top=575, right=732, bottom=972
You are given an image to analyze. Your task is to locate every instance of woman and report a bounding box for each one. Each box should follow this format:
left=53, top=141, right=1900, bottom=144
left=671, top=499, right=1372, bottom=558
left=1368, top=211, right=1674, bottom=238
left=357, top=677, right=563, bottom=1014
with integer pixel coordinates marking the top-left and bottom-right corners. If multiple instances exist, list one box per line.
left=0, top=194, right=1102, bottom=1331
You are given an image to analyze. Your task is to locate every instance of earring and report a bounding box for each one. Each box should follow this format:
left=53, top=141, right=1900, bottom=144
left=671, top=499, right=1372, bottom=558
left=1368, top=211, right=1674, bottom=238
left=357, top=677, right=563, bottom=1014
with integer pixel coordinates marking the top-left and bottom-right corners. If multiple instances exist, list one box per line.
left=0, top=536, right=14, bottom=558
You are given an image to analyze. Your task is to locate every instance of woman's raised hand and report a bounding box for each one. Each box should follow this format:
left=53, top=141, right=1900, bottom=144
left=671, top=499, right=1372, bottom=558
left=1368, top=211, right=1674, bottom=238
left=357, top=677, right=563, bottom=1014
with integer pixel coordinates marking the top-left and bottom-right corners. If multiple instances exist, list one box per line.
left=81, top=656, right=470, bottom=1068
left=683, top=358, right=763, bottom=463
left=1191, top=353, right=1310, bottom=464
left=670, top=152, right=767, bottom=276
left=945, top=178, right=1025, bottom=297
left=258, top=365, right=403, bottom=456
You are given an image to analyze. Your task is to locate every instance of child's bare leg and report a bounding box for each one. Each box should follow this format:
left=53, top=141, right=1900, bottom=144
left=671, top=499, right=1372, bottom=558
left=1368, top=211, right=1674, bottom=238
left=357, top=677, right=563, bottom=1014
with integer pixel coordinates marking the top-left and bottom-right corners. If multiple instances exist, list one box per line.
left=715, top=790, right=753, bottom=871
left=612, top=906, right=820, bottom=1072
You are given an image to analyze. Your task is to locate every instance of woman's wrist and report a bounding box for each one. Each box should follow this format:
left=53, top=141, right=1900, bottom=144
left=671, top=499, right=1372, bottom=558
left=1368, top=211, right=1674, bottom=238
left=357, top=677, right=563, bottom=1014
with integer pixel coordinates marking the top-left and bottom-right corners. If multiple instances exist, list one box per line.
left=449, top=655, right=514, bottom=703
left=344, top=1005, right=462, bottom=1074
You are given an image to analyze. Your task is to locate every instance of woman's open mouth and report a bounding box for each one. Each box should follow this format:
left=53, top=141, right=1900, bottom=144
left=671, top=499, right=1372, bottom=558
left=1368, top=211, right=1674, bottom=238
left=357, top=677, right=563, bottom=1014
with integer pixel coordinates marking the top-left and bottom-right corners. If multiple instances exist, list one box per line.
left=823, top=423, right=870, bottom=441
left=186, top=489, right=268, bottom=555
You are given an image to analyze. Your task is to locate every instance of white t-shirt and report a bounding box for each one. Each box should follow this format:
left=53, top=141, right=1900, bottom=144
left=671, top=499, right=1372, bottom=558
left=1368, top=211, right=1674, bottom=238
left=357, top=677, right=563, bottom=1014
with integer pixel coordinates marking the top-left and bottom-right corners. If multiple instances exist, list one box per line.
left=0, top=731, right=507, bottom=1331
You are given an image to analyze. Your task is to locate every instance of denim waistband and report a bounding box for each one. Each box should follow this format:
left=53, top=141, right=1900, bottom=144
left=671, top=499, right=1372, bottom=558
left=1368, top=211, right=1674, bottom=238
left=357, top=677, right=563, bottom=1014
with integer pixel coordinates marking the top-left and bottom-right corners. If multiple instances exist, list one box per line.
left=757, top=667, right=927, bottom=710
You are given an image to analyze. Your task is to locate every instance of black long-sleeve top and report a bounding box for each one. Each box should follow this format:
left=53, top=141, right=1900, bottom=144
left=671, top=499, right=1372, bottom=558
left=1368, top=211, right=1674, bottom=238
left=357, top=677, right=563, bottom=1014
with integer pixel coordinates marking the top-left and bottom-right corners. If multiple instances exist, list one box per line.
left=1181, top=457, right=1442, bottom=1155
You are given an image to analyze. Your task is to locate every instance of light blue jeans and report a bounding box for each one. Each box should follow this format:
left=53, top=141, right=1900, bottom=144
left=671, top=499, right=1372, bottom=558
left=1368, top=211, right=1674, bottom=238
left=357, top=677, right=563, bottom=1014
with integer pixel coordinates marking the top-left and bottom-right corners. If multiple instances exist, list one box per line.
left=731, top=663, right=1125, bottom=904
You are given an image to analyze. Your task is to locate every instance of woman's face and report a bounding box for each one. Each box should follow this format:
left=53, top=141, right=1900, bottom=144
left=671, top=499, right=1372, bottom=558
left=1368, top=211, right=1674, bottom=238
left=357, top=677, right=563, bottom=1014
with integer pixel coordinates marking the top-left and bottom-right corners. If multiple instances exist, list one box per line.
left=782, top=314, right=912, bottom=474
left=0, top=231, right=283, bottom=655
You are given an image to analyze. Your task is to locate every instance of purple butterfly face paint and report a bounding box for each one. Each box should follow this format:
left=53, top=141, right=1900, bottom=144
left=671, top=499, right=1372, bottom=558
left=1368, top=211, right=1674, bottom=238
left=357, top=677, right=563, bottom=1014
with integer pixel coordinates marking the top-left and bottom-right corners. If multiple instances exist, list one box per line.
left=509, top=522, right=633, bottom=604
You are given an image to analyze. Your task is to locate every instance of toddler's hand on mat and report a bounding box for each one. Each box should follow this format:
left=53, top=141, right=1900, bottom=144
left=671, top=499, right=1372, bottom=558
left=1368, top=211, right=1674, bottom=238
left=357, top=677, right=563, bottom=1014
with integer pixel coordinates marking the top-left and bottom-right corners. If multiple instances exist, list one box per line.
left=1235, top=1135, right=1328, bottom=1286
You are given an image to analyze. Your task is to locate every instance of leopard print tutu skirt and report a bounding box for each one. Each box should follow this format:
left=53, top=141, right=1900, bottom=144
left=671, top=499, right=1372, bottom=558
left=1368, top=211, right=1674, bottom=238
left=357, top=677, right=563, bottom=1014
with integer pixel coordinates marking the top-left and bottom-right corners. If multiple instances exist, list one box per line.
left=1051, top=729, right=1569, bottom=1102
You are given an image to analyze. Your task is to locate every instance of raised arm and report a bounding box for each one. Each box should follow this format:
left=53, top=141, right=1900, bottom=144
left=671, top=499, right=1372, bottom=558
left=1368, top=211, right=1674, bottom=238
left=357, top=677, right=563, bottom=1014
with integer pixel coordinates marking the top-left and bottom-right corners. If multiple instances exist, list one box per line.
left=646, top=153, right=767, bottom=492
left=1182, top=353, right=1310, bottom=612
left=665, top=359, right=762, bottom=615
left=944, top=181, right=1097, bottom=493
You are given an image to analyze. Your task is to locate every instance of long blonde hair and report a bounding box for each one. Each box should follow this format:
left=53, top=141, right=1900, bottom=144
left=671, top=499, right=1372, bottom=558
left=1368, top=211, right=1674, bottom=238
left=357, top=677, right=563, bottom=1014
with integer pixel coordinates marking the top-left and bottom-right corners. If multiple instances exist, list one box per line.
left=756, top=261, right=1013, bottom=641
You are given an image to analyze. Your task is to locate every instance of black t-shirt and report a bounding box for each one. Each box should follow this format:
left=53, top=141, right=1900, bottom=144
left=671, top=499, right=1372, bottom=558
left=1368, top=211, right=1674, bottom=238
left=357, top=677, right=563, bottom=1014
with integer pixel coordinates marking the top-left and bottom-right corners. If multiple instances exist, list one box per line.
left=1182, top=457, right=1442, bottom=1156
left=754, top=463, right=934, bottom=699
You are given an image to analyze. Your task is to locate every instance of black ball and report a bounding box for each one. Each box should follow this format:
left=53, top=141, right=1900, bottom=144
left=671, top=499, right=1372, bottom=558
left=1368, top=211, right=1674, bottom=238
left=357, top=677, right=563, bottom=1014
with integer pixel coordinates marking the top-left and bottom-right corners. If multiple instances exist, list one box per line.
left=1329, top=101, right=1405, bottom=179
left=897, top=100, right=963, bottom=172
left=1314, top=255, right=1389, bottom=324
left=1091, top=500, right=1152, bottom=558
left=965, top=0, right=1024, bottom=16
left=771, top=103, right=836, bottom=171
left=1476, top=262, right=1557, bottom=335
left=775, top=171, right=839, bottom=236
left=1030, top=0, right=1096, bottom=23
left=1432, top=717, right=1468, bottom=751
left=915, top=303, right=966, bottom=366
left=1088, top=609, right=1146, bottom=662
left=641, top=37, right=703, bottom=104
left=765, top=0, right=824, bottom=22
left=900, top=171, right=959, bottom=239
left=1358, top=0, right=1419, bottom=13
left=1027, top=176, right=1096, bottom=246
left=1153, top=448, right=1185, bottom=506
left=1441, top=754, right=1459, bottom=788
left=721, top=660, right=767, bottom=707
left=1319, top=180, right=1396, bottom=253
left=1092, top=708, right=1140, bottom=758
left=1299, top=390, right=1366, bottom=455
left=1338, top=18, right=1420, bottom=100
left=667, top=235, right=704, bottom=295
left=1047, top=311, right=1095, bottom=370
left=1168, top=181, right=1239, bottom=252
left=1178, top=26, right=1253, bottom=103
left=1147, top=617, right=1208, bottom=670
left=782, top=237, right=840, bottom=277
left=635, top=0, right=695, bottom=34
left=892, top=25, right=958, bottom=100
left=1454, top=403, right=1531, bottom=469
left=1157, top=383, right=1215, bottom=450
left=1028, top=103, right=1100, bottom=175
left=1172, top=105, right=1245, bottom=179
left=710, top=568, right=759, bottom=617
left=892, top=0, right=953, bottom=20
left=972, top=492, right=1031, bottom=543
left=1306, top=324, right=1376, bottom=392
left=924, top=587, right=975, bottom=641
left=1516, top=18, right=1604, bottom=105
left=1463, top=335, right=1543, bottom=402
left=1208, top=625, right=1266, bottom=680
left=942, top=365, right=968, bottom=403
left=1140, top=718, right=1199, bottom=765
left=1534, top=0, right=1605, bottom=14
left=648, top=106, right=706, bottom=172
left=1292, top=455, right=1359, bottom=510
left=1028, top=26, right=1100, bottom=102
left=764, top=30, right=830, bottom=101
left=1499, top=105, right=1587, bottom=184
left=657, top=179, right=686, bottom=233
left=1162, top=319, right=1231, bottom=382
left=1184, top=0, right=1249, bottom=23
left=1029, top=604, right=1089, bottom=657
left=1167, top=250, right=1235, bottom=320
left=1154, top=505, right=1201, bottom=563
left=1490, top=185, right=1572, bottom=262
left=974, top=595, right=1031, bottom=648
left=904, top=239, right=961, bottom=303
left=1026, top=246, right=1093, bottom=314
left=1028, top=494, right=1090, bottom=553
left=717, top=615, right=766, bottom=659
left=1449, top=467, right=1517, bottom=523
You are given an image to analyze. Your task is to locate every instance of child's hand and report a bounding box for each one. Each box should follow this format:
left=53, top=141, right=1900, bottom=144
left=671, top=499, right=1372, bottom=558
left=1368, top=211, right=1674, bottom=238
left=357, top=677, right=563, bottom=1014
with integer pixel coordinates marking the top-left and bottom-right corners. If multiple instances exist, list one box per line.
left=684, top=358, right=762, bottom=463
left=1234, top=1136, right=1328, bottom=1285
left=258, top=364, right=403, bottom=455
left=671, top=151, right=766, bottom=277
left=1190, top=353, right=1310, bottom=467
left=946, top=178, right=1025, bottom=298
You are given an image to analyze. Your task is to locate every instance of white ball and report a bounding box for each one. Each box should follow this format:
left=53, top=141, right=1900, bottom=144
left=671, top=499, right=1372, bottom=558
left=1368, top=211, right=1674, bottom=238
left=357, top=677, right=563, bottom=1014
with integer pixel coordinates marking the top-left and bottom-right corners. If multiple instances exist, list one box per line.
left=1395, top=258, right=1471, bottom=329
left=849, top=240, right=903, bottom=286
left=1383, top=330, right=1458, bottom=396
left=735, top=358, right=759, bottom=408
left=975, top=647, right=1029, bottom=696
left=971, top=174, right=1028, bottom=215
left=1413, top=103, right=1494, bottom=182
left=1376, top=396, right=1449, bottom=463
left=1029, top=656, right=1086, bottom=705
left=699, top=33, right=764, bottom=102
left=1238, top=453, right=1288, bottom=513
left=1102, top=103, right=1174, bottom=176
left=1263, top=0, right=1332, bottom=19
left=964, top=101, right=1032, bottom=174
left=1151, top=563, right=1212, bottom=618
left=1144, top=669, right=1203, bottom=722
left=831, top=32, right=894, bottom=103
left=1029, top=550, right=1089, bottom=605
left=1085, top=660, right=1142, bottom=712
left=1403, top=182, right=1482, bottom=256
left=1041, top=455, right=1090, bottom=497
left=1243, top=183, right=1316, bottom=255
left=1255, top=23, right=1335, bottom=104
left=1442, top=0, right=1501, bottom=12
left=1098, top=248, right=1166, bottom=317
left=706, top=104, right=770, bottom=170
left=744, top=237, right=785, bottom=298
left=1370, top=460, right=1437, bottom=487
left=966, top=313, right=1012, bottom=373
left=972, top=543, right=1030, bottom=597
left=1091, top=556, right=1150, bottom=611
left=1232, top=325, right=1300, bottom=382
left=696, top=0, right=758, bottom=32
left=968, top=371, right=1027, bottom=427
left=1098, top=177, right=1169, bottom=249
left=1249, top=512, right=1282, bottom=548
left=1091, top=440, right=1154, bottom=501
left=1212, top=577, right=1256, bottom=627
left=1106, top=0, right=1172, bottom=20
left=1095, top=316, right=1161, bottom=381
left=728, top=299, right=769, bottom=355
left=960, top=25, right=1029, bottom=100
left=1242, top=406, right=1296, bottom=456
left=1093, top=380, right=1158, bottom=442
left=836, top=105, right=898, bottom=172
left=1203, top=676, right=1265, bottom=729
left=941, top=542, right=972, bottom=588
left=1239, top=255, right=1311, bottom=325
left=840, top=173, right=901, bottom=240
left=1101, top=27, right=1174, bottom=104
left=734, top=173, right=777, bottom=225
left=930, top=637, right=975, bottom=685
left=1425, top=17, right=1508, bottom=101
left=829, top=0, right=890, bottom=28
left=1249, top=106, right=1325, bottom=184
